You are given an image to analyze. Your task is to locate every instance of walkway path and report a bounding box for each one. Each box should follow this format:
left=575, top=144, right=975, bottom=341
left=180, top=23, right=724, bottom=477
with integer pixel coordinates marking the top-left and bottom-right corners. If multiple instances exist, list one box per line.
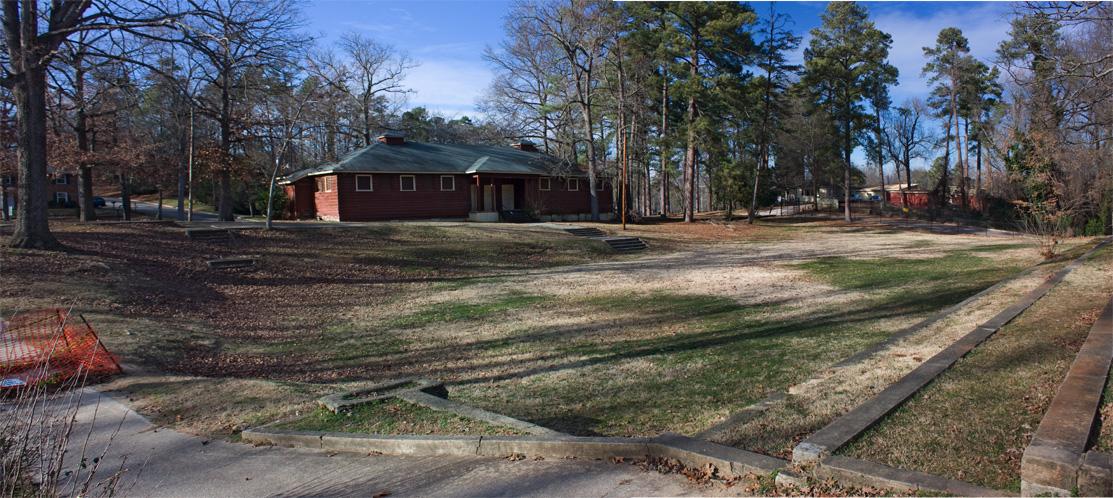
left=64, top=389, right=719, bottom=497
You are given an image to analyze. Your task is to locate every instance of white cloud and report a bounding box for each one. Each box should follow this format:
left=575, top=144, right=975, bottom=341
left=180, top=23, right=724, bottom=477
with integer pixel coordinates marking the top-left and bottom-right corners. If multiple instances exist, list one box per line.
left=404, top=58, right=491, bottom=117
left=341, top=7, right=436, bottom=34
left=872, top=3, right=1012, bottom=103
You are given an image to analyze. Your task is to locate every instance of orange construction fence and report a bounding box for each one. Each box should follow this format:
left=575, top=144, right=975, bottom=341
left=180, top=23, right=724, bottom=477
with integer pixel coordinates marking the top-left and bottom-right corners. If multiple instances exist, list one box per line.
left=0, top=309, right=121, bottom=388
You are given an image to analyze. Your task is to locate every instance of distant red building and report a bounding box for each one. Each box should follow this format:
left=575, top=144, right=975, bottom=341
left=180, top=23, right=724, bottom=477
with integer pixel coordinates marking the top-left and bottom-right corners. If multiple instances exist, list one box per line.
left=281, top=136, right=612, bottom=222
left=885, top=190, right=932, bottom=208
left=884, top=190, right=983, bottom=210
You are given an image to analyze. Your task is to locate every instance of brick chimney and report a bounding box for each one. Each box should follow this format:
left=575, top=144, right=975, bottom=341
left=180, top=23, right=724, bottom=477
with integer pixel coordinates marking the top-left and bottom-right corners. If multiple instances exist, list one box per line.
left=377, top=131, right=405, bottom=145
left=511, top=140, right=538, bottom=152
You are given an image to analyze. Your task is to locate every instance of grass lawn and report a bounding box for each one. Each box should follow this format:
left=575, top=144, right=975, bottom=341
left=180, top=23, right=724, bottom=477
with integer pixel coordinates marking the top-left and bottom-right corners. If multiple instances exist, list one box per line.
left=840, top=244, right=1113, bottom=491
left=442, top=245, right=1032, bottom=441
left=271, top=398, right=521, bottom=436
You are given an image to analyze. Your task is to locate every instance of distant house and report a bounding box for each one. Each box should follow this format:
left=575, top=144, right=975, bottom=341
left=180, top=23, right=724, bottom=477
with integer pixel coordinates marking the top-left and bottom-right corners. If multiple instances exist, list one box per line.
left=1, top=171, right=80, bottom=217
left=281, top=135, right=613, bottom=222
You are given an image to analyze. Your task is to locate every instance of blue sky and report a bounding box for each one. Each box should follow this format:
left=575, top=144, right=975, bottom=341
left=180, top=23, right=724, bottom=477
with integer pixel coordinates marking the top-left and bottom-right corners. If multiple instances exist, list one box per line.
left=305, top=1, right=1016, bottom=121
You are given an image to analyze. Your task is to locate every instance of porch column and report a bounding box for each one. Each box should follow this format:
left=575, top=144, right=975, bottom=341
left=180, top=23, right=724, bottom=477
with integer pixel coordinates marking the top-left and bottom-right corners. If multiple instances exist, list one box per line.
left=494, top=178, right=501, bottom=212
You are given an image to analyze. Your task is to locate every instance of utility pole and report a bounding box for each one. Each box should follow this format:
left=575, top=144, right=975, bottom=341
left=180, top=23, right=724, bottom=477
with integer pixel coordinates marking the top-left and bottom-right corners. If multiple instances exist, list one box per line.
left=187, top=105, right=194, bottom=222
left=621, top=124, right=628, bottom=230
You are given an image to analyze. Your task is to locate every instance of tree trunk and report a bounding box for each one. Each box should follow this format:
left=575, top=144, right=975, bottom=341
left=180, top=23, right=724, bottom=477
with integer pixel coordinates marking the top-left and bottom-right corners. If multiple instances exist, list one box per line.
left=78, top=166, right=95, bottom=222
left=1, top=185, right=9, bottom=221
left=976, top=136, right=982, bottom=194
left=683, top=40, right=699, bottom=223
left=156, top=189, right=163, bottom=220
left=177, top=138, right=187, bottom=220
left=119, top=173, right=132, bottom=221
left=843, top=124, right=852, bottom=222
left=940, top=110, right=953, bottom=210
left=581, top=105, right=599, bottom=221
left=958, top=117, right=969, bottom=210
left=901, top=148, right=911, bottom=214
left=875, top=108, right=886, bottom=211
left=218, top=73, right=234, bottom=221
left=9, top=64, right=61, bottom=250
left=812, top=169, right=819, bottom=213
left=74, top=60, right=97, bottom=223
left=659, top=75, right=669, bottom=218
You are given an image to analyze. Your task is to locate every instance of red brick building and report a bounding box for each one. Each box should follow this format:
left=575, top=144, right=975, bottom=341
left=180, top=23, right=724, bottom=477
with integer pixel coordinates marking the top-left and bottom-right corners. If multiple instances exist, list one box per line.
left=281, top=136, right=613, bottom=222
left=1, top=171, right=79, bottom=216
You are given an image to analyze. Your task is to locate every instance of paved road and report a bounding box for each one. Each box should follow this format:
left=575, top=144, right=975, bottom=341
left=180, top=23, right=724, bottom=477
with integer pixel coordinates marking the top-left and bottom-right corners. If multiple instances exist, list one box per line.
left=60, top=389, right=718, bottom=497
left=103, top=198, right=222, bottom=222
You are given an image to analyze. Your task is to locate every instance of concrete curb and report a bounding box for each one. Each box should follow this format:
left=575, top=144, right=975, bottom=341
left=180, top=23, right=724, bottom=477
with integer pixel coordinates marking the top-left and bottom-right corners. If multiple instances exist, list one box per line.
left=816, top=456, right=1013, bottom=496
left=792, top=238, right=1111, bottom=465
left=1020, top=296, right=1113, bottom=496
left=240, top=429, right=786, bottom=478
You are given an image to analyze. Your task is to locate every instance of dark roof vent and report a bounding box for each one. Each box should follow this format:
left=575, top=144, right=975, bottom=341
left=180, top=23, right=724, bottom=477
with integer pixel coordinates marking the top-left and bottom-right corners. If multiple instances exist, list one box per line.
left=378, top=131, right=405, bottom=145
left=511, top=139, right=537, bottom=152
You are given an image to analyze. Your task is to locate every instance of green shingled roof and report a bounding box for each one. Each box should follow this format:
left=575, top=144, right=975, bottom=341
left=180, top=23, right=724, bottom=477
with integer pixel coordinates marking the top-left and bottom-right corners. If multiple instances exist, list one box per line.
left=282, top=141, right=579, bottom=183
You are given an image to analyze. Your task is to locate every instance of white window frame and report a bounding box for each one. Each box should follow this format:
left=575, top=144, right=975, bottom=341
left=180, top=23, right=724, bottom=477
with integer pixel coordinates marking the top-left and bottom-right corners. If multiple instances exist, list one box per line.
left=539, top=177, right=551, bottom=191
left=440, top=175, right=455, bottom=192
left=316, top=176, right=334, bottom=192
left=355, top=174, right=373, bottom=192
left=567, top=178, right=579, bottom=191
left=54, top=192, right=69, bottom=203
left=54, top=174, right=69, bottom=185
left=400, top=175, right=416, bottom=192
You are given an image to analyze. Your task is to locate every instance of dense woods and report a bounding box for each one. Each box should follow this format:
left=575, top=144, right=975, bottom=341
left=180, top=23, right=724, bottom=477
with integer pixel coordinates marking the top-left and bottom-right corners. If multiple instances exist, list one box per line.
left=1, top=0, right=1110, bottom=249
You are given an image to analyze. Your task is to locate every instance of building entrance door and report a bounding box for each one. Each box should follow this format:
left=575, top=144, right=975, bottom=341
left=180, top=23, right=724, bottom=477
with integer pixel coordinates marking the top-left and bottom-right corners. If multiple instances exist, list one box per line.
left=501, top=184, right=515, bottom=210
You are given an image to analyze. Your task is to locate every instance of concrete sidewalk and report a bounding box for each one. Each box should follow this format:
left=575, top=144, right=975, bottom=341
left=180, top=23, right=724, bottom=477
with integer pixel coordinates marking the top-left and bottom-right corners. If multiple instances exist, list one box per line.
left=63, top=389, right=718, bottom=497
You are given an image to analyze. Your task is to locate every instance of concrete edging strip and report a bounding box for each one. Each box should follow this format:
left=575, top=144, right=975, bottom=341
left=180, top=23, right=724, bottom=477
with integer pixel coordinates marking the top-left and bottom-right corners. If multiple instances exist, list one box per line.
left=1020, top=296, right=1113, bottom=496
left=793, top=238, right=1111, bottom=464
left=240, top=429, right=786, bottom=478
left=396, top=390, right=561, bottom=436
left=817, top=455, right=1013, bottom=497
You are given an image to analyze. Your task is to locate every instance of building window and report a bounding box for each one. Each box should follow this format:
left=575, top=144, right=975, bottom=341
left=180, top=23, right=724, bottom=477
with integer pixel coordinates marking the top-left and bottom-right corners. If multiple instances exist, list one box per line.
left=400, top=175, right=416, bottom=192
left=596, top=179, right=605, bottom=191
left=440, top=175, right=455, bottom=191
left=53, top=174, right=68, bottom=185
left=1, top=175, right=13, bottom=186
left=567, top=178, right=579, bottom=191
left=355, top=175, right=373, bottom=192
left=539, top=177, right=551, bottom=191
left=316, top=176, right=334, bottom=192
left=55, top=192, right=69, bottom=203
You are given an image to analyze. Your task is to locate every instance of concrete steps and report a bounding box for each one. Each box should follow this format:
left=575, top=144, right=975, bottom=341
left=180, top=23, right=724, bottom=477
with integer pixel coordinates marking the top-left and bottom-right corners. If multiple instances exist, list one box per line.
left=563, top=227, right=647, bottom=253
left=603, top=237, right=648, bottom=253
left=185, top=228, right=232, bottom=241
left=205, top=257, right=256, bottom=270
left=500, top=209, right=537, bottom=223
left=564, top=227, right=606, bottom=237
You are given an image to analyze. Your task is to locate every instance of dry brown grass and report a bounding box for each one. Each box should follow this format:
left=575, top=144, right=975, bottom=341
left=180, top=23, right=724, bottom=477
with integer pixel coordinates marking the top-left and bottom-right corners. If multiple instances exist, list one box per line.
left=706, top=254, right=1075, bottom=458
